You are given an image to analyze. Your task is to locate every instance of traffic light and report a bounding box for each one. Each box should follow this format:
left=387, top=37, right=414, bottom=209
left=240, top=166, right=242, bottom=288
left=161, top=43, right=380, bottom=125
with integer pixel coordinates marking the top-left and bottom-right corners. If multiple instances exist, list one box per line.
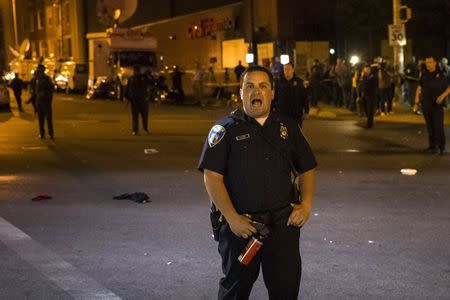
left=399, top=5, right=412, bottom=23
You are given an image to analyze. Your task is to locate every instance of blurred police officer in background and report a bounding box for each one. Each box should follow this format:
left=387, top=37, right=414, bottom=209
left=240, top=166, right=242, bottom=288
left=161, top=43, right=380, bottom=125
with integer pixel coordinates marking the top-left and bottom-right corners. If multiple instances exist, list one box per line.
left=274, top=62, right=309, bottom=128
left=361, top=64, right=379, bottom=129
left=10, top=73, right=24, bottom=112
left=414, top=56, right=450, bottom=155
left=35, top=64, right=55, bottom=139
left=125, top=65, right=150, bottom=136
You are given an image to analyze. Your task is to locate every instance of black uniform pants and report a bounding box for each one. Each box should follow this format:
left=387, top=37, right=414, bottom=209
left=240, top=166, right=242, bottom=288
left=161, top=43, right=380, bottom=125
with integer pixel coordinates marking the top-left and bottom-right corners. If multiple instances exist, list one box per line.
left=37, top=103, right=53, bottom=137
left=13, top=91, right=22, bottom=111
left=406, top=81, right=418, bottom=107
left=422, top=104, right=445, bottom=150
left=378, top=88, right=390, bottom=113
left=217, top=223, right=301, bottom=300
left=341, top=85, right=352, bottom=109
left=131, top=101, right=149, bottom=132
left=310, top=81, right=320, bottom=107
left=363, top=96, right=376, bottom=128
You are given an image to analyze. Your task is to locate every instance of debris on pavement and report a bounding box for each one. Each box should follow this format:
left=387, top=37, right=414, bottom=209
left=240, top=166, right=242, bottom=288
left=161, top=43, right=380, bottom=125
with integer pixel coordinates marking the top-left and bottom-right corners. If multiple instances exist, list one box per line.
left=113, top=192, right=150, bottom=203
left=32, top=194, right=52, bottom=201
left=144, top=148, right=159, bottom=154
left=400, top=168, right=417, bottom=176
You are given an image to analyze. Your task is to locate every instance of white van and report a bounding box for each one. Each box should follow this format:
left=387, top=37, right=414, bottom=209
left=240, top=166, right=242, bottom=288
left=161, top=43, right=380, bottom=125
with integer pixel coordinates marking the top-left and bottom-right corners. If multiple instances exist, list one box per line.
left=54, top=62, right=88, bottom=93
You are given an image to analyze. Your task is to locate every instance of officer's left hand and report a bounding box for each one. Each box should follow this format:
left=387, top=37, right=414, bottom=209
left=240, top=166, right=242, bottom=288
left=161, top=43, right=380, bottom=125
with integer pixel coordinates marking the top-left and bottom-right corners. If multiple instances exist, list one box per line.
left=287, top=203, right=311, bottom=227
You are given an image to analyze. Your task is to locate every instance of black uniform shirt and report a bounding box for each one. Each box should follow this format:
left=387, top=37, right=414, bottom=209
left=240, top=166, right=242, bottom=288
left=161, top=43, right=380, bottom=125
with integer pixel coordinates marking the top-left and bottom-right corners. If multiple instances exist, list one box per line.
left=35, top=74, right=54, bottom=104
left=274, top=76, right=308, bottom=120
left=361, top=73, right=378, bottom=99
left=420, top=70, right=450, bottom=108
left=198, top=109, right=317, bottom=214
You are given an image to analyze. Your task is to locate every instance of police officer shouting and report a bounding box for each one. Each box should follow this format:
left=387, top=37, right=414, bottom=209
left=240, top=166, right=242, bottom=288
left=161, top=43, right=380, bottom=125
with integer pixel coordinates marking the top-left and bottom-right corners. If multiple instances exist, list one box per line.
left=274, top=62, right=309, bottom=127
left=35, top=64, right=55, bottom=139
left=414, top=56, right=450, bottom=155
left=199, top=66, right=317, bottom=299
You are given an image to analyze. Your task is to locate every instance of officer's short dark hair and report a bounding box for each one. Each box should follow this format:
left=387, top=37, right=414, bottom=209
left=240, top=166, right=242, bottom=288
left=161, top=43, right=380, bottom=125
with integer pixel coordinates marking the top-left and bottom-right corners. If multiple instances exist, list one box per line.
left=239, top=65, right=274, bottom=89
left=424, top=55, right=436, bottom=61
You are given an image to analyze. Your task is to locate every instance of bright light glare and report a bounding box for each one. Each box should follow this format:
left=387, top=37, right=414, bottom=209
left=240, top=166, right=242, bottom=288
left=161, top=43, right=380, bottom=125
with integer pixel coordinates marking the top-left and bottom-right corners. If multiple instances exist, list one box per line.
left=245, top=53, right=254, bottom=64
left=4, top=72, right=15, bottom=81
left=329, top=48, right=335, bottom=55
left=55, top=74, right=68, bottom=82
left=280, top=55, right=290, bottom=65
left=350, top=55, right=360, bottom=65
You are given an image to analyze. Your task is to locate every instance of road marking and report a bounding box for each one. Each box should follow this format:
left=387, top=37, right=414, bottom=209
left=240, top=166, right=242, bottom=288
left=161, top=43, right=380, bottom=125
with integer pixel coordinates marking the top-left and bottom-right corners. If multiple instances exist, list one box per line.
left=60, top=97, right=75, bottom=101
left=0, top=217, right=122, bottom=299
left=22, top=146, right=48, bottom=151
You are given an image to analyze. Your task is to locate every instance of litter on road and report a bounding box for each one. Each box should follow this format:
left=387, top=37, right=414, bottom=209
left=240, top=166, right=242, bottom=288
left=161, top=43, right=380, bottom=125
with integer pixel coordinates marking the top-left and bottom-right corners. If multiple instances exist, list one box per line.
left=400, top=168, right=417, bottom=176
left=113, top=192, right=150, bottom=203
left=32, top=194, right=52, bottom=201
left=144, top=148, right=159, bottom=154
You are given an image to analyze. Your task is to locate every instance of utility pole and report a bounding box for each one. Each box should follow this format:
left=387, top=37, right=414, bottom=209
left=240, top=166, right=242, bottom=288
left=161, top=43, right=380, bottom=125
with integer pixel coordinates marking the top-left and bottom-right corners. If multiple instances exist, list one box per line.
left=392, top=0, right=404, bottom=73
left=11, top=0, right=18, bottom=47
left=248, top=0, right=257, bottom=65
left=59, top=0, right=64, bottom=59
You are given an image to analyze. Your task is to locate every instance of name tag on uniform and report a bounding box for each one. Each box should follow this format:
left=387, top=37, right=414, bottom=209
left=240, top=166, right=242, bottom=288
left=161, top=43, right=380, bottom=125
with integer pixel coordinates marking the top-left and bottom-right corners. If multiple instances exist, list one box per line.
left=236, top=133, right=250, bottom=141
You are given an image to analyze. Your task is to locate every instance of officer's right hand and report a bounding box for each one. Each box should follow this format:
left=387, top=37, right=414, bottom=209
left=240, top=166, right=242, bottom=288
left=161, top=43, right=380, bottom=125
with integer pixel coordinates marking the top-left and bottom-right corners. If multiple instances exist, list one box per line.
left=228, top=214, right=257, bottom=239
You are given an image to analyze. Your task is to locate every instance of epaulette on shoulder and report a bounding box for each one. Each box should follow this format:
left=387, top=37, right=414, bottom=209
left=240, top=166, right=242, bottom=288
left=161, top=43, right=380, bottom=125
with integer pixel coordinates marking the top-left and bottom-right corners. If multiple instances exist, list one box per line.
left=215, top=115, right=236, bottom=129
left=229, top=108, right=246, bottom=122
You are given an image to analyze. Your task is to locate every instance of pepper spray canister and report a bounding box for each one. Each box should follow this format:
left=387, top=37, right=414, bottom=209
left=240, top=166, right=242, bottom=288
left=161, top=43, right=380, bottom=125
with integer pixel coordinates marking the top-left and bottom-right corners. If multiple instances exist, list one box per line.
left=237, top=222, right=270, bottom=266
left=238, top=237, right=263, bottom=266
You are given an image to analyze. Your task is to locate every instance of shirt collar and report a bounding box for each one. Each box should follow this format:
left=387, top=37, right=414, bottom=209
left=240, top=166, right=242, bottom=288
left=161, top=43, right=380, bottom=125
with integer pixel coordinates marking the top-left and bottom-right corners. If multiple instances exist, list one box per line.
left=231, top=107, right=276, bottom=127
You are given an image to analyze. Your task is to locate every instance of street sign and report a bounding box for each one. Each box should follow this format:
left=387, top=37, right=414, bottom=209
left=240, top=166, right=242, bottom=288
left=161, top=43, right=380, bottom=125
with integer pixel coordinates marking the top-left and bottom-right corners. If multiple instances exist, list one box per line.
left=389, top=24, right=406, bottom=46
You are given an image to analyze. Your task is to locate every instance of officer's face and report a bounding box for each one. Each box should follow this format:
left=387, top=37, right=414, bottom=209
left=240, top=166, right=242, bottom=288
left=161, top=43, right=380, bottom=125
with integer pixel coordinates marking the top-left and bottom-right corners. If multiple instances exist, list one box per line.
left=283, top=64, right=294, bottom=80
left=425, top=58, right=436, bottom=72
left=240, top=71, right=274, bottom=119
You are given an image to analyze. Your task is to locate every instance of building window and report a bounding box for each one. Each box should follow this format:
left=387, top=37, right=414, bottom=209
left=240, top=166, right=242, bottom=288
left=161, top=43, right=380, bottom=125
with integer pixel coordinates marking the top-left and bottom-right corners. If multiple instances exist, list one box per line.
left=39, top=40, right=47, bottom=56
left=63, top=2, right=70, bottom=25
left=63, top=38, right=72, bottom=57
left=46, top=6, right=53, bottom=27
left=30, top=15, right=35, bottom=32
left=37, top=10, right=44, bottom=30
left=21, top=16, right=27, bottom=32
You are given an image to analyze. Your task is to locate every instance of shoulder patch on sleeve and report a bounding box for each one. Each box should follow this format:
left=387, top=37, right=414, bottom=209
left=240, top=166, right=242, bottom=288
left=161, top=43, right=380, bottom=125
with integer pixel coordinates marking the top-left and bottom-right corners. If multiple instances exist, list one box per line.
left=208, top=125, right=226, bottom=147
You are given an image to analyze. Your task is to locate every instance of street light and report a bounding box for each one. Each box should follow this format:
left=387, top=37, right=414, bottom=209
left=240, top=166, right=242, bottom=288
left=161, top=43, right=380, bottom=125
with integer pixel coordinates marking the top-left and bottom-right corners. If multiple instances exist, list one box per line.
left=280, top=54, right=289, bottom=65
left=350, top=55, right=360, bottom=65
left=245, top=53, right=254, bottom=64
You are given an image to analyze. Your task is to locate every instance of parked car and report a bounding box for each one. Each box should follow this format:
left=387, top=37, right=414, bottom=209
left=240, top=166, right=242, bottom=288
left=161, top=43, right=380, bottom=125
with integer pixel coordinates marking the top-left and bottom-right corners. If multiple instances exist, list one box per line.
left=0, top=82, right=11, bottom=110
left=54, top=62, right=88, bottom=93
left=85, top=76, right=118, bottom=100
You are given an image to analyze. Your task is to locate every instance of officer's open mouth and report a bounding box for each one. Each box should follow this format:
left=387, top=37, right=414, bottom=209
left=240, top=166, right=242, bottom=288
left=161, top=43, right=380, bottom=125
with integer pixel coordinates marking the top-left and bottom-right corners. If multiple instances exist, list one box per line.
left=251, top=99, right=262, bottom=106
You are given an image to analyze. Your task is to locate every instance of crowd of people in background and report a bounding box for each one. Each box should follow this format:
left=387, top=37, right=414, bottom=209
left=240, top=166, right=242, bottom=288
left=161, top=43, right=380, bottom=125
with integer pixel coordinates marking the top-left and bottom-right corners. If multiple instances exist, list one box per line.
left=1, top=54, right=448, bottom=145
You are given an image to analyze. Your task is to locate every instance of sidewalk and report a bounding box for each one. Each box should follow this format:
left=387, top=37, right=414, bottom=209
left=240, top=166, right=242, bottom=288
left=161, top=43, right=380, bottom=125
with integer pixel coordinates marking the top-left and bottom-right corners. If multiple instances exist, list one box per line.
left=308, top=102, right=450, bottom=125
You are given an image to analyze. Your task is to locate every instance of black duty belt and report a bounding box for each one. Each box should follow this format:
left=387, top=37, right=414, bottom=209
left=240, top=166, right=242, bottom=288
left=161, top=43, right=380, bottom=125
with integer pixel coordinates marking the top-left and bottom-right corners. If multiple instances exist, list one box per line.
left=245, top=204, right=293, bottom=226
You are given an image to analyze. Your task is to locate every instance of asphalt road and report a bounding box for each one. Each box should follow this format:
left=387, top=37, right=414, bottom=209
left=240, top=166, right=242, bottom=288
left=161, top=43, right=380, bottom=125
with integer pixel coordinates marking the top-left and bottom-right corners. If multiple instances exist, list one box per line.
left=0, top=94, right=449, bottom=299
